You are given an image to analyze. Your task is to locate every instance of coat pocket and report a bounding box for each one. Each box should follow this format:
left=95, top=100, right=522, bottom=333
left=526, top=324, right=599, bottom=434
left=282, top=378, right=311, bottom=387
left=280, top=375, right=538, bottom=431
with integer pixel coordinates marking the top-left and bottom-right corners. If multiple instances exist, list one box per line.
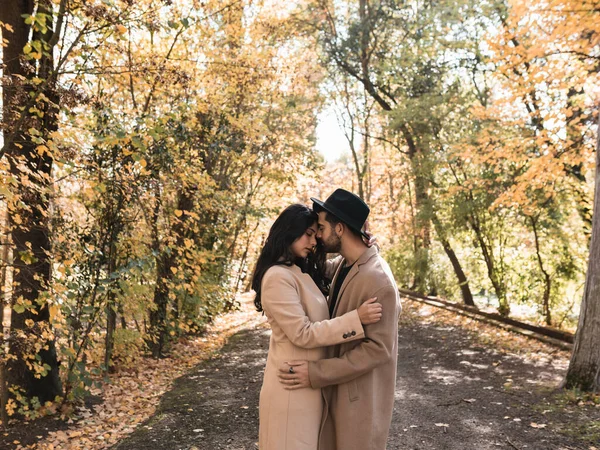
left=348, top=380, right=359, bottom=402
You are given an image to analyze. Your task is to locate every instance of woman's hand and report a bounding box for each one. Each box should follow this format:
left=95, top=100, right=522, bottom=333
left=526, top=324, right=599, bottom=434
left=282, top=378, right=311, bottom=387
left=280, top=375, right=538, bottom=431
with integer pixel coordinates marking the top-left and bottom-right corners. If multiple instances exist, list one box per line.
left=364, top=232, right=378, bottom=248
left=357, top=297, right=382, bottom=325
left=362, top=220, right=379, bottom=249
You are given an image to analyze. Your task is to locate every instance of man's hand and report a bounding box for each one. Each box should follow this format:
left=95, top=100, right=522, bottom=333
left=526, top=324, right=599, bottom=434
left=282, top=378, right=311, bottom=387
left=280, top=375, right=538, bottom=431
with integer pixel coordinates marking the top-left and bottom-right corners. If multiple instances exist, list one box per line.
left=278, top=361, right=310, bottom=390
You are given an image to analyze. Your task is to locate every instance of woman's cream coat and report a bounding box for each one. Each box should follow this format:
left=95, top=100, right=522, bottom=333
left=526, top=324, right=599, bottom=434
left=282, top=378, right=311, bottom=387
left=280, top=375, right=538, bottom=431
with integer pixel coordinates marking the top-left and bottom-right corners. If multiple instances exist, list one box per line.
left=259, top=263, right=364, bottom=450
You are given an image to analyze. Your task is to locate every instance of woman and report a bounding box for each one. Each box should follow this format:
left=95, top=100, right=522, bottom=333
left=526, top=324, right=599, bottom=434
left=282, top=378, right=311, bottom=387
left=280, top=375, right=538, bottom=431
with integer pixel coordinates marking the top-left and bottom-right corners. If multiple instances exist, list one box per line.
left=252, top=204, right=382, bottom=450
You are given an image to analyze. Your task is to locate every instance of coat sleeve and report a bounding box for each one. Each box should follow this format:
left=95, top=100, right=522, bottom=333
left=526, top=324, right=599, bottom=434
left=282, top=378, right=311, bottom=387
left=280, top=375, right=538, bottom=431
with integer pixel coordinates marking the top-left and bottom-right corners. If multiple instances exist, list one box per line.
left=308, top=283, right=400, bottom=388
left=262, top=268, right=365, bottom=349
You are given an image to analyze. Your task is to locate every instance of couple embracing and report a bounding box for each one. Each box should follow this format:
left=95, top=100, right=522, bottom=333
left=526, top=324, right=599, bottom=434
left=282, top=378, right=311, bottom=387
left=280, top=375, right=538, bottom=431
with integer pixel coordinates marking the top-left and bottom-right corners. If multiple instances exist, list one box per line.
left=251, top=189, right=402, bottom=450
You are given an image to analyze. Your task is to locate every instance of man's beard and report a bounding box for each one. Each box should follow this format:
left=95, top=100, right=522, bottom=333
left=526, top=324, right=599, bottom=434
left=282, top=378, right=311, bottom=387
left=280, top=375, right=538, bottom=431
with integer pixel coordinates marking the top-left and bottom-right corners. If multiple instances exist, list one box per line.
left=321, top=233, right=341, bottom=253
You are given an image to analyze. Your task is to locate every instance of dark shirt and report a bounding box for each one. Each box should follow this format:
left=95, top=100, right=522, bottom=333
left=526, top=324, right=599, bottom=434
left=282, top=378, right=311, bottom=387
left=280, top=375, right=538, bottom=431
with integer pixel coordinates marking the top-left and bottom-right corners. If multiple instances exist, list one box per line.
left=329, top=262, right=354, bottom=317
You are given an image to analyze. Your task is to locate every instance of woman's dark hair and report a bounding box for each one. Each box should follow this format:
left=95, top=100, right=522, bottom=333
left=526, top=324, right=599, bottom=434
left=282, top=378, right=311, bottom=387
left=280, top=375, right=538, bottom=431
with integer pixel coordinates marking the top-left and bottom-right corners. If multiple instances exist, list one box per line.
left=251, top=204, right=330, bottom=312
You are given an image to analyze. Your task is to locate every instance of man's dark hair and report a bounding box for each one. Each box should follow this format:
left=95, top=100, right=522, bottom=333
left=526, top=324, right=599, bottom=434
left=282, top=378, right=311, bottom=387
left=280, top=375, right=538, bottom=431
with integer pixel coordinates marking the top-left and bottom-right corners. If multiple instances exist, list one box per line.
left=323, top=211, right=362, bottom=239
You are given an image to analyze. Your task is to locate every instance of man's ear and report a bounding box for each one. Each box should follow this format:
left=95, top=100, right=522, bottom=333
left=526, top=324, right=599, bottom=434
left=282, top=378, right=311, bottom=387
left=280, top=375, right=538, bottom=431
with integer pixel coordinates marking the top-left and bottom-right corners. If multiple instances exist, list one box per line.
left=335, top=222, right=344, bottom=237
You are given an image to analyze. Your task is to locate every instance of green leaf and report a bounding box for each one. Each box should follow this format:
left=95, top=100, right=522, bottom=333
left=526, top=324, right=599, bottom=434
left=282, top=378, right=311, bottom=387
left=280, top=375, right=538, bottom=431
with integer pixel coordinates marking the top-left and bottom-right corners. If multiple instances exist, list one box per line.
left=18, top=250, right=38, bottom=265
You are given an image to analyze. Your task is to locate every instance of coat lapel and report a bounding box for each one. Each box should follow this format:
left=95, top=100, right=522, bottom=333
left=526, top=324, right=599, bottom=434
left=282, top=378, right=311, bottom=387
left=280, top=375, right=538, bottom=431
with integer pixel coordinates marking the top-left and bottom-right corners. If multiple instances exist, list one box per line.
left=328, top=262, right=344, bottom=310
left=332, top=246, right=379, bottom=317
left=332, top=264, right=360, bottom=317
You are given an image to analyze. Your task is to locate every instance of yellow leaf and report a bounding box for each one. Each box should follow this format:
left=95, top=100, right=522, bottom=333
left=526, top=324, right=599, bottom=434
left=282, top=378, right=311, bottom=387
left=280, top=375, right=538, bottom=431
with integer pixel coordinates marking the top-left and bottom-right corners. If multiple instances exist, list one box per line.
left=139, top=159, right=147, bottom=168
left=170, top=267, right=178, bottom=274
left=49, top=304, right=59, bottom=320
left=174, top=210, right=183, bottom=217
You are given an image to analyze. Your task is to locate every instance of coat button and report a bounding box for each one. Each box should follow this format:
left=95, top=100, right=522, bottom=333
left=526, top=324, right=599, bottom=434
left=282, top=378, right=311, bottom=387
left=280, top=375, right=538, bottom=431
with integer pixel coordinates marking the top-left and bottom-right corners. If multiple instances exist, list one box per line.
left=351, top=331, right=356, bottom=336
left=343, top=333, right=348, bottom=339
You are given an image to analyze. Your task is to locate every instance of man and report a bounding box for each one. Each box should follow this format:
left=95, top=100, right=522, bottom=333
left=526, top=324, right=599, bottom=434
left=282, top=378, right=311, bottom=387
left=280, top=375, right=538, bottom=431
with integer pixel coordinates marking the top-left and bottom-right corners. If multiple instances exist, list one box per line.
left=278, top=188, right=402, bottom=450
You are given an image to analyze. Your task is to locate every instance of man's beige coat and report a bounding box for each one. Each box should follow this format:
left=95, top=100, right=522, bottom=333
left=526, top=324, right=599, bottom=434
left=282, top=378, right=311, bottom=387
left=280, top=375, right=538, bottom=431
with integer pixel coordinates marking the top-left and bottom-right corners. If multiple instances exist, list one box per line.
left=259, top=264, right=365, bottom=450
left=309, top=246, right=402, bottom=450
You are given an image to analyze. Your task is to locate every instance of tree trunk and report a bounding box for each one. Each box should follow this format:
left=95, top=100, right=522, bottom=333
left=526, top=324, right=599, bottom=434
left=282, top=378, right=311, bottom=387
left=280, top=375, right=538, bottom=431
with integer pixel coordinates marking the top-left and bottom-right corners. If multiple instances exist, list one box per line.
left=387, top=173, right=399, bottom=245
left=104, top=240, right=117, bottom=373
left=1, top=206, right=11, bottom=427
left=564, top=87, right=593, bottom=242
left=233, top=220, right=260, bottom=298
left=2, top=0, right=62, bottom=403
left=119, top=303, right=127, bottom=330
left=469, top=216, right=510, bottom=316
left=432, top=213, right=475, bottom=306
left=146, top=187, right=193, bottom=357
left=563, top=113, right=600, bottom=392
left=148, top=252, right=173, bottom=358
left=408, top=150, right=431, bottom=294
left=529, top=215, right=552, bottom=325
left=146, top=186, right=168, bottom=358
left=101, top=148, right=125, bottom=373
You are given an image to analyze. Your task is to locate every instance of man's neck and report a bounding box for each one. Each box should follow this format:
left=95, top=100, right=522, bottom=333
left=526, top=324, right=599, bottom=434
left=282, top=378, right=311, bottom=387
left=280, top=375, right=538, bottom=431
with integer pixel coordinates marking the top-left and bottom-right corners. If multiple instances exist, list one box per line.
left=340, top=238, right=369, bottom=267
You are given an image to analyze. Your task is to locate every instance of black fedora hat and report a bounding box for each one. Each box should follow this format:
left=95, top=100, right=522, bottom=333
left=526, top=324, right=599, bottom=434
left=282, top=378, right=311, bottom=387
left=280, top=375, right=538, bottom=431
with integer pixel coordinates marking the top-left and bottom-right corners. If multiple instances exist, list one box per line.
left=311, top=189, right=370, bottom=239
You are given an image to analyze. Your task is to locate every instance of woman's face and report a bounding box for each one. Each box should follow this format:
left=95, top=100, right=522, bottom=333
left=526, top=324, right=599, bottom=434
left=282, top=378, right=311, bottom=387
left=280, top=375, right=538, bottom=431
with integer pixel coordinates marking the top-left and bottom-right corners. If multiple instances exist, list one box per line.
left=290, top=221, right=318, bottom=259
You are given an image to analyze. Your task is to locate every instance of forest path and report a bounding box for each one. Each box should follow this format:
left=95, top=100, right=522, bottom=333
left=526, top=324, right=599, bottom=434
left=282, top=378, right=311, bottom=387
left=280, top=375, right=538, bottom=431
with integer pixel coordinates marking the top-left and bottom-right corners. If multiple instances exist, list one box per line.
left=113, top=298, right=597, bottom=450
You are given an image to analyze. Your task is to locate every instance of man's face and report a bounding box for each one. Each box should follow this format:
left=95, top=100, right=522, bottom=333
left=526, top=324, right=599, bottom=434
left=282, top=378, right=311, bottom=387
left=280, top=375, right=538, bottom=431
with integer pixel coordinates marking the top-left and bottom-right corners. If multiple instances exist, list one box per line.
left=316, top=211, right=342, bottom=253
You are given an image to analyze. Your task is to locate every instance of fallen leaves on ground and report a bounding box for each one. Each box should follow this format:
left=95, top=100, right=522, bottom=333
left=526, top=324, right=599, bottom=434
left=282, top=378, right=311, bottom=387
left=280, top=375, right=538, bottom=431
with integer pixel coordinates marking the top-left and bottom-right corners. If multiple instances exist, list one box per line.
left=19, top=294, right=263, bottom=450
left=400, top=299, right=571, bottom=364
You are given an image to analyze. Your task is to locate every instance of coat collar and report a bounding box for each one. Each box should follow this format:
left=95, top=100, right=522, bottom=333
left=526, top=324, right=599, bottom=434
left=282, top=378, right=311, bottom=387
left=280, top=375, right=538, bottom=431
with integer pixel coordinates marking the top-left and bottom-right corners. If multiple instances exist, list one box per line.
left=330, top=246, right=379, bottom=316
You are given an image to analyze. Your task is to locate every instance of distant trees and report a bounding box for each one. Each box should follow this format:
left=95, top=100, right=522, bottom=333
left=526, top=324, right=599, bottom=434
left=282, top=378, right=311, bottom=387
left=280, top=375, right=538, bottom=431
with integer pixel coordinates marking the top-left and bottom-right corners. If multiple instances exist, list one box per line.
left=307, top=0, right=597, bottom=326
left=309, top=0, right=599, bottom=391
left=309, top=0, right=488, bottom=303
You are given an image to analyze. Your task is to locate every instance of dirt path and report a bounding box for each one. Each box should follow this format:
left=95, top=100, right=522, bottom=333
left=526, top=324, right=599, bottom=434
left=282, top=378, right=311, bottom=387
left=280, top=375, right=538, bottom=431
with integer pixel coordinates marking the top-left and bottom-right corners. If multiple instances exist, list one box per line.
left=112, top=300, right=598, bottom=450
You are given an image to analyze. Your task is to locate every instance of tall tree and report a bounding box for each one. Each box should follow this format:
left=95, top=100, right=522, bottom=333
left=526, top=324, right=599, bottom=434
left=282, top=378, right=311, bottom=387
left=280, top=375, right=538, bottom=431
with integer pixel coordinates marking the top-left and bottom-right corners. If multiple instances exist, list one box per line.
left=564, top=112, right=600, bottom=392
left=1, top=0, right=65, bottom=403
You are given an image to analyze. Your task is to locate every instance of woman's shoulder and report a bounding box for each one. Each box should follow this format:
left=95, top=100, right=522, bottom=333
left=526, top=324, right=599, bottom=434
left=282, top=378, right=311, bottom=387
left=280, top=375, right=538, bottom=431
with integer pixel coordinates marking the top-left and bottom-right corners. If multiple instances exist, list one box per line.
left=263, top=264, right=297, bottom=284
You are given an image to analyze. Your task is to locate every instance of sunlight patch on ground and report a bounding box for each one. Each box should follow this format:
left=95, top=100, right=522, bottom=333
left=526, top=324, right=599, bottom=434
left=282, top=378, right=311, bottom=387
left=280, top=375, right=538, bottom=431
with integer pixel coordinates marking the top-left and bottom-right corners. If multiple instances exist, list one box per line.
left=394, top=388, right=407, bottom=400
left=425, top=366, right=466, bottom=385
